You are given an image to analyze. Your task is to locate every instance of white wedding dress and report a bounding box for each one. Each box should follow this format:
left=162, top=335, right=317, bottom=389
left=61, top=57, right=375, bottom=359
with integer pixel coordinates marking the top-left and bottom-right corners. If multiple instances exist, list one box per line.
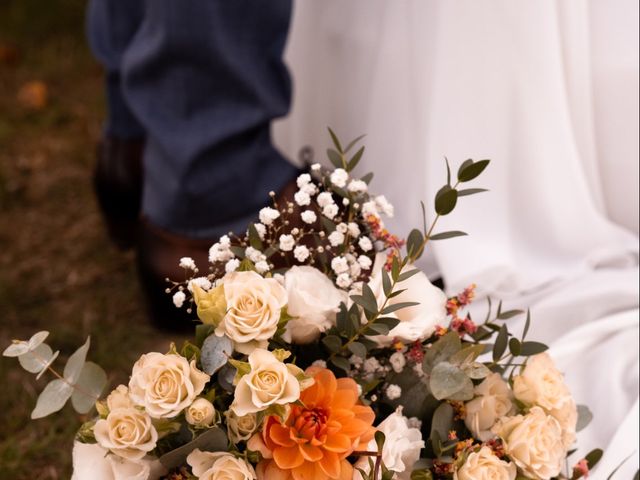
left=274, top=0, right=639, bottom=478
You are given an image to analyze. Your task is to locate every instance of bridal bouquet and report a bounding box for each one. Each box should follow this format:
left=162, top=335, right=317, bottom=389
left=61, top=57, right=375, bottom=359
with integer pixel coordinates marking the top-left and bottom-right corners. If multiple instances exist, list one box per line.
left=4, top=131, right=601, bottom=480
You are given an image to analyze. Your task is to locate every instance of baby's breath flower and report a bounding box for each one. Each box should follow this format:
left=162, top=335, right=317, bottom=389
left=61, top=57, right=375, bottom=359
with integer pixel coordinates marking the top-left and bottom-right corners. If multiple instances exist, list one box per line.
left=301, top=183, right=318, bottom=196
left=347, top=222, right=361, bottom=237
left=253, top=223, right=266, bottom=240
left=294, top=190, right=311, bottom=206
left=331, top=256, right=349, bottom=274
left=279, top=234, right=295, bottom=252
left=328, top=231, right=345, bottom=247
left=293, top=245, right=310, bottom=262
left=300, top=210, right=317, bottom=224
left=188, top=277, right=212, bottom=292
left=317, top=192, right=334, bottom=208
left=363, top=357, right=382, bottom=374
left=296, top=173, right=311, bottom=188
left=342, top=198, right=350, bottom=206
left=311, top=359, right=327, bottom=368
left=172, top=291, right=186, bottom=308
left=322, top=204, right=339, bottom=219
left=245, top=247, right=265, bottom=263
left=389, top=352, right=406, bottom=373
left=336, top=273, right=352, bottom=288
left=375, top=195, right=394, bottom=217
left=179, top=257, right=196, bottom=270
left=358, top=236, right=373, bottom=252
left=330, top=168, right=348, bottom=188
left=385, top=384, right=402, bottom=400
left=361, top=201, right=379, bottom=218
left=407, top=417, right=422, bottom=430
left=347, top=179, right=368, bottom=194
left=225, top=258, right=240, bottom=273
left=209, top=242, right=234, bottom=263
left=349, top=262, right=362, bottom=278
left=357, top=255, right=373, bottom=270
left=219, top=235, right=231, bottom=247
left=311, top=163, right=322, bottom=171
left=254, top=261, right=270, bottom=274
left=258, top=207, right=280, bottom=226
left=336, top=223, right=348, bottom=234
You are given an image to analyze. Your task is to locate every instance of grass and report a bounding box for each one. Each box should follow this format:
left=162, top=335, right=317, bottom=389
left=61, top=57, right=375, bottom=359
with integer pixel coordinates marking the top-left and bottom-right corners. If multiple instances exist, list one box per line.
left=0, top=1, right=180, bottom=477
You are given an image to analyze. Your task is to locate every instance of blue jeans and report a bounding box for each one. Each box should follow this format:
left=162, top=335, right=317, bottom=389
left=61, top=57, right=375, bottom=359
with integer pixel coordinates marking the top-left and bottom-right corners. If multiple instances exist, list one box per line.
left=86, top=0, right=298, bottom=238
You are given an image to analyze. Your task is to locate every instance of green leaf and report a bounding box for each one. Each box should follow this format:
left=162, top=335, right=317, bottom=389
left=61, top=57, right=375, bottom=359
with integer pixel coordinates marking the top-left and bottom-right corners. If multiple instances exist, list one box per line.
left=423, top=332, right=462, bottom=373
left=27, top=331, right=50, bottom=351
left=463, top=362, right=492, bottom=379
left=381, top=302, right=419, bottom=315
left=522, top=309, right=531, bottom=340
left=457, top=188, right=488, bottom=197
left=458, top=159, right=490, bottom=182
left=31, top=379, right=74, bottom=419
left=519, top=341, right=548, bottom=356
left=429, top=231, right=468, bottom=241
left=200, top=334, right=233, bottom=375
left=327, top=127, right=343, bottom=153
left=445, top=157, right=451, bottom=186
left=247, top=223, right=263, bottom=250
left=347, top=146, right=365, bottom=172
left=497, top=309, right=524, bottom=320
left=18, top=343, right=55, bottom=374
left=450, top=344, right=485, bottom=366
left=330, top=356, right=350, bottom=372
left=585, top=448, right=604, bottom=470
left=509, top=338, right=522, bottom=356
left=430, top=402, right=454, bottom=455
left=576, top=404, right=593, bottom=432
left=64, top=337, right=91, bottom=384
left=365, top=323, right=390, bottom=336
left=71, top=361, right=107, bottom=414
left=347, top=342, right=367, bottom=358
left=5, top=331, right=51, bottom=357
left=434, top=185, right=458, bottom=216
left=344, top=134, right=366, bottom=153
left=361, top=172, right=374, bottom=185
left=398, top=268, right=421, bottom=282
left=159, top=427, right=228, bottom=470
left=375, top=317, right=400, bottom=330
left=327, top=148, right=343, bottom=169
left=493, top=324, right=508, bottom=361
left=322, top=335, right=342, bottom=353
left=406, top=229, right=424, bottom=259
left=430, top=362, right=473, bottom=400
left=195, top=324, right=215, bottom=347
left=381, top=269, right=392, bottom=297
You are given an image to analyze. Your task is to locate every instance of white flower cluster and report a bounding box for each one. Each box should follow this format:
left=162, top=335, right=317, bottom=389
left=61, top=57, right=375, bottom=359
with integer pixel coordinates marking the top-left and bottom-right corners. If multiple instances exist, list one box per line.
left=209, top=235, right=234, bottom=263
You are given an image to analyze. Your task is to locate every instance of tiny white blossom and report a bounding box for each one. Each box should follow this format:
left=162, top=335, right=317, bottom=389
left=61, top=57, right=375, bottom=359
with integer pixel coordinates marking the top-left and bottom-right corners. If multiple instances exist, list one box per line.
left=293, top=245, right=310, bottom=262
left=253, top=223, right=266, bottom=240
left=347, top=179, right=368, bottom=194
left=323, top=203, right=339, bottom=219
left=273, top=273, right=285, bottom=285
left=296, top=173, right=311, bottom=188
left=317, top=192, right=334, bottom=208
left=279, top=234, right=295, bottom=252
left=300, top=210, right=317, bottom=224
left=311, top=359, right=327, bottom=368
left=361, top=201, right=379, bottom=218
left=358, top=236, right=373, bottom=252
left=259, top=207, right=280, bottom=226
left=331, top=256, right=349, bottom=274
left=330, top=168, right=349, bottom=188
left=349, top=261, right=362, bottom=278
left=255, top=260, right=270, bottom=273
left=371, top=394, right=378, bottom=402
left=375, top=195, right=394, bottom=217
left=336, top=222, right=348, bottom=234
left=342, top=198, right=350, bottom=206
left=358, top=255, right=373, bottom=271
left=347, top=222, right=361, bottom=237
left=301, top=182, right=318, bottom=196
left=363, top=357, right=381, bottom=374
left=294, top=190, right=311, bottom=206
left=188, top=276, right=212, bottom=292
left=245, top=246, right=265, bottom=263
left=225, top=258, right=240, bottom=273
left=336, top=273, right=352, bottom=288
left=413, top=362, right=425, bottom=377
left=311, top=163, right=322, bottom=171
left=209, top=242, right=233, bottom=263
left=357, top=384, right=363, bottom=396
left=328, top=230, right=345, bottom=247
left=349, top=354, right=364, bottom=366
left=179, top=257, right=196, bottom=270
left=389, top=352, right=406, bottom=373
left=386, top=384, right=402, bottom=400
left=219, top=235, right=231, bottom=247
left=172, top=291, right=186, bottom=308
left=407, top=417, right=422, bottom=430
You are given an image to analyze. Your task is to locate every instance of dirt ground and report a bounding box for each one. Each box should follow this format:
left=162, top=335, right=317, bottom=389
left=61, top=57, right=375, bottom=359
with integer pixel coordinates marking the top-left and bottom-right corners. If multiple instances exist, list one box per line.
left=0, top=1, right=181, bottom=477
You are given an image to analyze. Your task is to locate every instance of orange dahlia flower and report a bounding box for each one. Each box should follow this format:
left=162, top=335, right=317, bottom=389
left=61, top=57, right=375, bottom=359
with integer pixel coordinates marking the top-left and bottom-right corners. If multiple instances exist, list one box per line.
left=248, top=367, right=376, bottom=480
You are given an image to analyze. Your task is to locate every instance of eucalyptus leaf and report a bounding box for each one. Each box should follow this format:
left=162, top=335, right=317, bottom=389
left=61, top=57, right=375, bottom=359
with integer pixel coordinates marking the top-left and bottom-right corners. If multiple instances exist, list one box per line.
left=361, top=172, right=374, bottom=185
left=406, top=229, right=424, bottom=258
left=520, top=341, right=548, bottom=356
left=27, top=331, right=50, bottom=351
left=458, top=159, right=490, bottom=182
left=429, top=362, right=473, bottom=400
left=217, top=363, right=236, bottom=393
left=31, top=379, right=74, bottom=419
left=398, top=269, right=421, bottom=282
left=449, top=344, right=484, bottom=366
left=457, top=188, right=488, bottom=197
left=585, top=448, right=604, bottom=470
left=200, top=334, right=233, bottom=375
left=381, top=269, right=392, bottom=297
left=497, top=309, right=524, bottom=320
left=3, top=342, right=30, bottom=357
left=344, top=134, right=366, bottom=153
left=463, top=362, right=491, bottom=379
left=71, top=361, right=107, bottom=414
left=330, top=356, right=350, bottom=372
left=63, top=337, right=91, bottom=384
left=381, top=302, right=419, bottom=315
left=429, top=231, right=468, bottom=241
left=434, top=185, right=458, bottom=216
left=159, top=427, right=228, bottom=470
left=430, top=402, right=454, bottom=453
left=347, top=342, right=367, bottom=358
left=508, top=338, right=522, bottom=356
left=322, top=335, right=342, bottom=353
left=327, top=127, right=343, bottom=153
left=576, top=404, right=593, bottom=432
left=326, top=148, right=343, bottom=169
left=18, top=343, right=54, bottom=374
left=347, top=146, right=365, bottom=172
left=35, top=351, right=61, bottom=380
left=247, top=223, right=263, bottom=250
left=493, top=324, right=508, bottom=362
left=365, top=323, right=390, bottom=336
left=423, top=332, right=461, bottom=373
left=375, top=317, right=400, bottom=330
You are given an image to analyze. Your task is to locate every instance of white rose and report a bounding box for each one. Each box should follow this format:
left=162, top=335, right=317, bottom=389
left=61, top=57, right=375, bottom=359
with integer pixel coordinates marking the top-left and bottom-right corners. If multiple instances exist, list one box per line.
left=93, top=407, right=158, bottom=460
left=71, top=441, right=166, bottom=480
left=106, top=384, right=134, bottom=411
left=225, top=409, right=259, bottom=444
left=492, top=407, right=565, bottom=480
left=513, top=353, right=577, bottom=448
left=367, top=254, right=447, bottom=346
left=185, top=397, right=216, bottom=428
left=129, top=352, right=210, bottom=418
left=353, top=407, right=424, bottom=480
left=284, top=266, right=347, bottom=343
left=187, top=449, right=256, bottom=480
left=215, top=271, right=287, bottom=354
left=231, top=349, right=302, bottom=417
left=464, top=373, right=516, bottom=441
left=454, top=446, right=516, bottom=480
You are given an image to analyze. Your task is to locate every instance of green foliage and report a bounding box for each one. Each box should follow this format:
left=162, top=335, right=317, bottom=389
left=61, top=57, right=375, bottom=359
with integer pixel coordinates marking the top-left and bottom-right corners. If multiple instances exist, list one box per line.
left=200, top=334, right=233, bottom=375
left=158, top=427, right=228, bottom=470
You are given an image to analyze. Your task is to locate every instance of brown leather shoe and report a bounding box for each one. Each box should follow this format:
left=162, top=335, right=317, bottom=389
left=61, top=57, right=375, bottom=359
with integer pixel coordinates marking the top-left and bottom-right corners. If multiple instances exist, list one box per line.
left=93, top=136, right=144, bottom=250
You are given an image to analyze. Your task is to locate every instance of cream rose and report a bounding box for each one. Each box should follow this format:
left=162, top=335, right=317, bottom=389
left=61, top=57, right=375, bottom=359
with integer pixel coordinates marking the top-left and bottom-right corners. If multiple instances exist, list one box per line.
left=71, top=441, right=166, bottom=480
left=231, top=349, right=301, bottom=417
left=284, top=266, right=346, bottom=343
left=225, top=409, right=259, bottom=444
left=492, top=407, right=565, bottom=480
left=353, top=407, right=424, bottom=480
left=106, top=384, right=134, bottom=410
left=185, top=398, right=216, bottom=428
left=215, top=271, right=287, bottom=354
left=454, top=446, right=516, bottom=480
left=367, top=254, right=447, bottom=346
left=513, top=353, right=577, bottom=448
left=187, top=449, right=256, bottom=480
left=129, top=352, right=210, bottom=418
left=93, top=407, right=158, bottom=460
left=464, top=373, right=516, bottom=440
